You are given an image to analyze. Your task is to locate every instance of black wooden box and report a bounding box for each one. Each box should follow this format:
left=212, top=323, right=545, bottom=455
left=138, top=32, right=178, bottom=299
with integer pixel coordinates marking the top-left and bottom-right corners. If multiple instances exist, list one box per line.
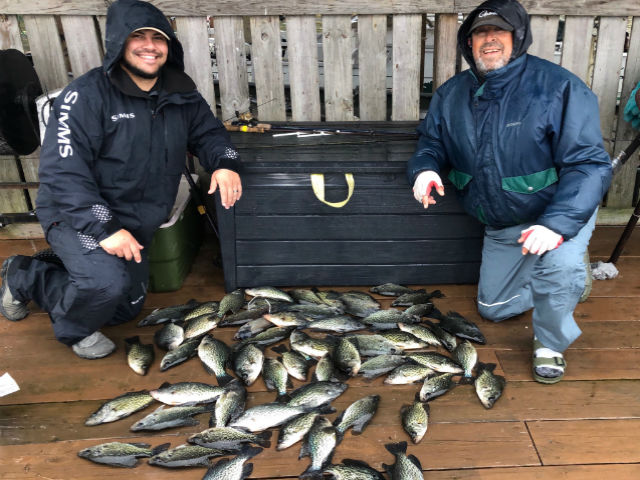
left=214, top=123, right=484, bottom=292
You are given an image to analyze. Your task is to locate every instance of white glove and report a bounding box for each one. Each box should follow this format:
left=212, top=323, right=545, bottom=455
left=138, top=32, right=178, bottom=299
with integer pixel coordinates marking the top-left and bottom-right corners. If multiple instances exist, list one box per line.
left=518, top=225, right=563, bottom=255
left=412, top=171, right=445, bottom=208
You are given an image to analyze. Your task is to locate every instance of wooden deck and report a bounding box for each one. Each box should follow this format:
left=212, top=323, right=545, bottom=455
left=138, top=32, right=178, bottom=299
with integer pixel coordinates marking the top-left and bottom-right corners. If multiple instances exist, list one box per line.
left=0, top=225, right=639, bottom=479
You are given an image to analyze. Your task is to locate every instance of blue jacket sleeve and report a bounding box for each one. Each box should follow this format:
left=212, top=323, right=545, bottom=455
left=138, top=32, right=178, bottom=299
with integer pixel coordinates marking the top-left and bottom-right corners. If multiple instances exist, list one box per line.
left=187, top=94, right=241, bottom=173
left=537, top=80, right=612, bottom=239
left=38, top=87, right=122, bottom=242
left=406, top=89, right=449, bottom=185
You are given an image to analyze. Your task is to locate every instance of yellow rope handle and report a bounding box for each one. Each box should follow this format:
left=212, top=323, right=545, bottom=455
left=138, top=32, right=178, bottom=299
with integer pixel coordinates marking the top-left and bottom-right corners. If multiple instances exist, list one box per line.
left=310, top=173, right=354, bottom=208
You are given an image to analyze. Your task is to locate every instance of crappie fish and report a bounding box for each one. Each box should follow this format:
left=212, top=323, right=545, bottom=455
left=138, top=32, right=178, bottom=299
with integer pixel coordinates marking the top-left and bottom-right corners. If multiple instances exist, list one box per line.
left=238, top=325, right=295, bottom=347
left=453, top=340, right=478, bottom=379
left=213, top=379, right=247, bottom=427
left=137, top=299, right=199, bottom=326
left=219, top=305, right=269, bottom=326
left=300, top=417, right=339, bottom=479
left=383, top=441, right=424, bottom=480
left=130, top=404, right=213, bottom=431
left=289, top=288, right=326, bottom=305
left=339, top=291, right=380, bottom=317
left=85, top=390, right=154, bottom=426
left=431, top=310, right=486, bottom=344
left=361, top=309, right=418, bottom=330
left=333, top=394, right=379, bottom=436
left=233, top=343, right=264, bottom=386
left=234, top=317, right=272, bottom=340
left=391, top=289, right=443, bottom=306
left=217, top=289, right=245, bottom=318
left=198, top=335, right=233, bottom=386
left=262, top=357, right=290, bottom=399
left=405, top=352, right=463, bottom=374
left=370, top=283, right=417, bottom=296
left=150, top=381, right=223, bottom=406
left=403, top=303, right=435, bottom=320
left=379, top=330, right=429, bottom=350
left=78, top=441, right=169, bottom=468
left=358, top=354, right=407, bottom=380
left=346, top=334, right=403, bottom=356
left=334, top=337, right=361, bottom=376
left=230, top=402, right=312, bottom=432
left=315, top=290, right=346, bottom=312
left=183, top=301, right=219, bottom=321
left=424, top=320, right=457, bottom=352
left=188, top=426, right=271, bottom=450
left=287, top=381, right=348, bottom=409
left=401, top=401, right=429, bottom=444
left=384, top=364, right=433, bottom=385
left=306, top=315, right=366, bottom=333
left=246, top=286, right=293, bottom=303
left=397, top=323, right=442, bottom=348
left=159, top=337, right=200, bottom=371
left=273, top=345, right=310, bottom=381
left=418, top=372, right=456, bottom=402
left=125, top=336, right=154, bottom=375
left=154, top=322, right=184, bottom=351
left=264, top=311, right=310, bottom=328
left=290, top=329, right=336, bottom=359
left=323, top=459, right=386, bottom=480
left=203, top=445, right=263, bottom=480
left=286, top=303, right=344, bottom=318
left=277, top=411, right=323, bottom=450
left=475, top=363, right=506, bottom=409
left=148, top=444, right=226, bottom=468
left=314, top=354, right=337, bottom=382
left=183, top=314, right=220, bottom=340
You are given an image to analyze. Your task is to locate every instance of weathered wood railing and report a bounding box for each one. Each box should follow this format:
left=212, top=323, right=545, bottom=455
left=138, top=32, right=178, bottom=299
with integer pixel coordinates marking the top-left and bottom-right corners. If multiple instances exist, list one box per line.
left=1, top=1, right=639, bottom=218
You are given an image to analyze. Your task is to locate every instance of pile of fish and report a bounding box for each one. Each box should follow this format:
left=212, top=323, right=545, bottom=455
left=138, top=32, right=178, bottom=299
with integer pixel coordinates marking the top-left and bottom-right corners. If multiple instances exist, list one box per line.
left=78, top=283, right=504, bottom=479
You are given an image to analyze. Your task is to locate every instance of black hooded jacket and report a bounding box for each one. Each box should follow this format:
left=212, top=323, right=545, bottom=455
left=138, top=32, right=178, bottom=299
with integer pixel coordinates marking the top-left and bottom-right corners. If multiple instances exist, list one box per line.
left=36, top=0, right=240, bottom=247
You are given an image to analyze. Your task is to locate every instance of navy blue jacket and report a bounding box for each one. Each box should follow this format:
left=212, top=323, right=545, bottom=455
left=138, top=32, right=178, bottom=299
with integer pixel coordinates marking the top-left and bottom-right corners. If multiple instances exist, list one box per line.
left=36, top=0, right=240, bottom=247
left=407, top=0, right=611, bottom=239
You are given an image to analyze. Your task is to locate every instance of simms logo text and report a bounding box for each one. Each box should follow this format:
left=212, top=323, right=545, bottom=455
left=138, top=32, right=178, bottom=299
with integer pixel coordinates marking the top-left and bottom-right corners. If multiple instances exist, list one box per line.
left=58, top=90, right=78, bottom=158
left=111, top=113, right=136, bottom=121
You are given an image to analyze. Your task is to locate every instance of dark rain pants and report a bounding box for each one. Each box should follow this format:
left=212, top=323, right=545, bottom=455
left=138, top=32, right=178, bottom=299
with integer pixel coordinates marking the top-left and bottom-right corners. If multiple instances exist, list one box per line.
left=8, top=222, right=148, bottom=346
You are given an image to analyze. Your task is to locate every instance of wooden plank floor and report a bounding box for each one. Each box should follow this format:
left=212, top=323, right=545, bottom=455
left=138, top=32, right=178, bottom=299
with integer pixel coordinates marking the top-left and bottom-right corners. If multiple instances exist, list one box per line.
left=0, top=225, right=639, bottom=479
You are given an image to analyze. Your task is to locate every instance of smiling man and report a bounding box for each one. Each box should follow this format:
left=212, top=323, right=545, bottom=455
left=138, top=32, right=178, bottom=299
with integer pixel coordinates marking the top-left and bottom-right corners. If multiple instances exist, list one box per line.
left=0, top=0, right=242, bottom=359
left=407, top=0, right=612, bottom=384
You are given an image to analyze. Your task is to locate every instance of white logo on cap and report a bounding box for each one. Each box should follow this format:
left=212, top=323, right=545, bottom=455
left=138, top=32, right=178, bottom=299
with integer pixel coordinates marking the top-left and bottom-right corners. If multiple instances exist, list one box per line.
left=478, top=10, right=498, bottom=17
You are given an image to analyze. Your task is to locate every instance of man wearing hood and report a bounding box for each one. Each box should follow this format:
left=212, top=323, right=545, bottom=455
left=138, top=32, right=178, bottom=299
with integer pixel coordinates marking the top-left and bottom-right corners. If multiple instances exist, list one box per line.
left=0, top=0, right=242, bottom=359
left=407, top=0, right=612, bottom=383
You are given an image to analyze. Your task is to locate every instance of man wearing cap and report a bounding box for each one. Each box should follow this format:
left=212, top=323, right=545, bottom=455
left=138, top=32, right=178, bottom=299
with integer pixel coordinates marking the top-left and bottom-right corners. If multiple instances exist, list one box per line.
left=0, top=0, right=242, bottom=359
left=407, top=0, right=611, bottom=383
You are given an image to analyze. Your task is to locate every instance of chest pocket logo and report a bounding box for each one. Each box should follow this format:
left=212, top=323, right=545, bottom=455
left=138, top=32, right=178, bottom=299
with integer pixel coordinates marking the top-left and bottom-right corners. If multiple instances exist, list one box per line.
left=111, top=113, right=136, bottom=122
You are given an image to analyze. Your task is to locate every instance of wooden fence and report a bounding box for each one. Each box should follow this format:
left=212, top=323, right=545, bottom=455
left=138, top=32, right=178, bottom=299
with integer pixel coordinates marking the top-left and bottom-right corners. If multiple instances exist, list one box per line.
left=1, top=0, right=639, bottom=218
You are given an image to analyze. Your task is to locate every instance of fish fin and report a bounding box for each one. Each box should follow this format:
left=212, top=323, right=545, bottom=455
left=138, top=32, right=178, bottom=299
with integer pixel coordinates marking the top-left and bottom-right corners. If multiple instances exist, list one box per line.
left=429, top=289, right=444, bottom=298
left=271, top=344, right=289, bottom=354
left=425, top=307, right=445, bottom=321
left=151, top=443, right=171, bottom=456
left=256, top=430, right=273, bottom=448
left=342, top=458, right=372, bottom=468
left=275, top=392, right=291, bottom=403
left=385, top=441, right=407, bottom=456
left=216, top=373, right=234, bottom=387
left=241, top=463, right=254, bottom=479
left=298, top=440, right=309, bottom=459
left=299, top=468, right=322, bottom=480
left=458, top=375, right=475, bottom=385
left=208, top=412, right=215, bottom=428
left=124, top=335, right=140, bottom=346
left=477, top=362, right=496, bottom=373
left=382, top=463, right=393, bottom=476
left=408, top=453, right=423, bottom=470
left=324, top=334, right=339, bottom=346
left=129, top=442, right=151, bottom=449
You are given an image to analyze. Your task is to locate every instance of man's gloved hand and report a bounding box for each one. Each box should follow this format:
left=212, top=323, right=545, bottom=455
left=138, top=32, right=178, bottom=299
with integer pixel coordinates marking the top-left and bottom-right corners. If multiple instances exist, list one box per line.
left=623, top=81, right=640, bottom=130
left=518, top=225, right=563, bottom=255
left=412, top=170, right=445, bottom=209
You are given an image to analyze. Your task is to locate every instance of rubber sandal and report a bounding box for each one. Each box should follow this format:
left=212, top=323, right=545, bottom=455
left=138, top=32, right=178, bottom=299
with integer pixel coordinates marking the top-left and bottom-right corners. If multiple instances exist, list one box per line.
left=532, top=338, right=566, bottom=384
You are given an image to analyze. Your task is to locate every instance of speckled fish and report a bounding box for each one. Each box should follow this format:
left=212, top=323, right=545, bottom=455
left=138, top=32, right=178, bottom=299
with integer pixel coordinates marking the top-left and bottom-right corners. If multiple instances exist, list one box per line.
left=379, top=330, right=429, bottom=350
left=264, top=311, right=310, bottom=328
left=78, top=441, right=169, bottom=468
left=230, top=402, right=312, bottom=432
left=383, top=441, right=424, bottom=480
left=285, top=303, right=344, bottom=319
left=198, top=335, right=233, bottom=385
left=453, top=340, right=478, bottom=380
left=273, top=345, right=311, bottom=381
left=233, top=343, right=264, bottom=386
left=262, top=357, right=290, bottom=399
left=424, top=320, right=457, bottom=352
left=334, top=337, right=361, bottom=376
left=361, top=309, right=418, bottom=330
left=403, top=303, right=435, bottom=319
left=246, top=297, right=289, bottom=312
left=289, top=288, right=325, bottom=305
left=290, top=329, right=336, bottom=359
left=287, top=381, right=348, bottom=409
left=125, top=336, right=154, bottom=375
left=245, top=286, right=293, bottom=303
left=154, top=322, right=184, bottom=351
left=188, top=426, right=271, bottom=450
left=384, top=364, right=433, bottom=385
left=239, top=326, right=295, bottom=348
left=300, top=417, right=339, bottom=480
left=397, top=323, right=442, bottom=348
left=315, top=290, right=346, bottom=312
left=391, top=289, right=443, bottom=306
left=406, top=352, right=463, bottom=374
left=203, top=445, right=263, bottom=480
left=474, top=363, right=506, bottom=409
left=159, top=337, right=200, bottom=371
left=313, top=354, right=337, bottom=382
left=430, top=310, right=486, bottom=344
left=418, top=372, right=456, bottom=402
left=130, top=404, right=213, bottom=431
left=217, top=289, right=246, bottom=318
left=401, top=401, right=429, bottom=444
left=346, top=334, right=403, bottom=356
left=370, top=283, right=417, bottom=296
left=85, top=390, right=155, bottom=426
left=148, top=444, right=226, bottom=468
left=323, top=459, right=386, bottom=480
left=333, top=394, right=379, bottom=437
left=183, top=301, right=219, bottom=321
left=339, top=291, right=380, bottom=317
left=213, top=379, right=247, bottom=427
left=234, top=317, right=272, bottom=341
left=306, top=315, right=366, bottom=333
left=183, top=314, right=220, bottom=340
left=219, top=305, right=269, bottom=326
left=277, top=411, right=323, bottom=450
left=150, top=381, right=224, bottom=406
left=137, top=299, right=200, bottom=326
left=358, top=354, right=407, bottom=380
